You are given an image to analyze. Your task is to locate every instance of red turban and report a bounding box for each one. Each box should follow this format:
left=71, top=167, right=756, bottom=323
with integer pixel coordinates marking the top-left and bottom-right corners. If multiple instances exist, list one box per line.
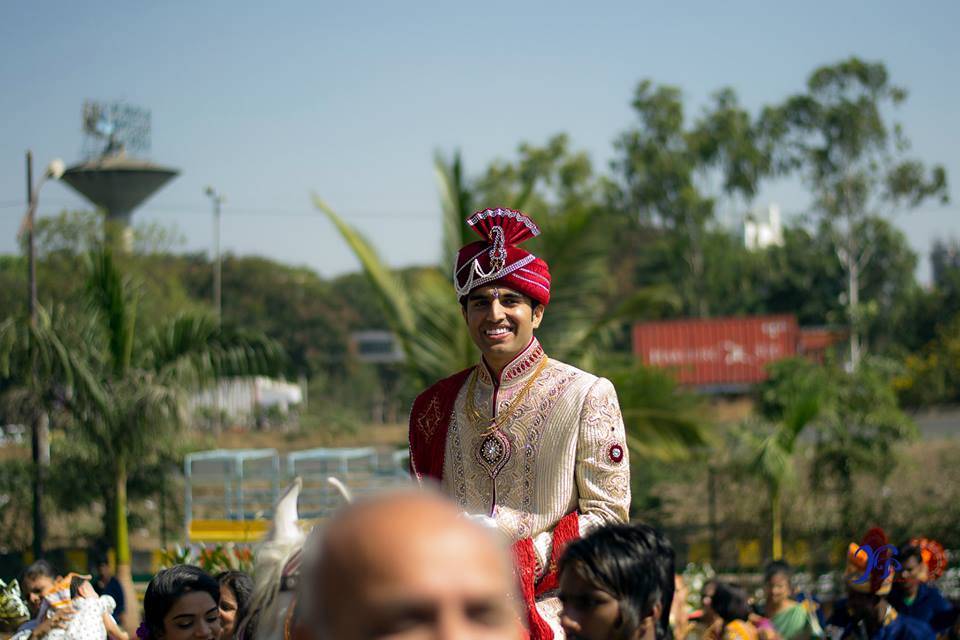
left=453, top=208, right=551, bottom=306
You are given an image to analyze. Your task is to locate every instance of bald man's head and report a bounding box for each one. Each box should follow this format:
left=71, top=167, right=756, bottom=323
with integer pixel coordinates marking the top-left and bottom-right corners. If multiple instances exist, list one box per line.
left=302, top=490, right=523, bottom=640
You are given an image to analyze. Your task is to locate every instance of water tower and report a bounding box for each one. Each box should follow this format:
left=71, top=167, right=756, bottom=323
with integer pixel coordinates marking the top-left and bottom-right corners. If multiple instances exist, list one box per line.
left=60, top=101, right=179, bottom=250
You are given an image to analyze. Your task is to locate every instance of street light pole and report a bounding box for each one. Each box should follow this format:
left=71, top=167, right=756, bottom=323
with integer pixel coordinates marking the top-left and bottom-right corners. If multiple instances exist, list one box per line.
left=23, top=151, right=64, bottom=559
left=26, top=152, right=36, bottom=327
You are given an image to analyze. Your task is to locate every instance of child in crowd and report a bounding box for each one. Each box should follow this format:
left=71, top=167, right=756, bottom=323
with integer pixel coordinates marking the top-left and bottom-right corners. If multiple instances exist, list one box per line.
left=48, top=575, right=128, bottom=640
left=709, top=582, right=763, bottom=640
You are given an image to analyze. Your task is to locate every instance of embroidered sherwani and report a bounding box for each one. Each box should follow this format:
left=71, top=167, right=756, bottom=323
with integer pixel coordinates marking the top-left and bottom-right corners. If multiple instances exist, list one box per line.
left=409, top=337, right=631, bottom=638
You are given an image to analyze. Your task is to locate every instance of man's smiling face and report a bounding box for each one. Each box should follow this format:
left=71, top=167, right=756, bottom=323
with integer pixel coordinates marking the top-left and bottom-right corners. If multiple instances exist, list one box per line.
left=462, top=285, right=544, bottom=373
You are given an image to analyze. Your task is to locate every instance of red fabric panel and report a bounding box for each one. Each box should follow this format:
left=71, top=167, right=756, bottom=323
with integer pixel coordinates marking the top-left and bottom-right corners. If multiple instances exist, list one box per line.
left=535, top=511, right=581, bottom=596
left=408, top=368, right=474, bottom=481
left=513, top=537, right=554, bottom=640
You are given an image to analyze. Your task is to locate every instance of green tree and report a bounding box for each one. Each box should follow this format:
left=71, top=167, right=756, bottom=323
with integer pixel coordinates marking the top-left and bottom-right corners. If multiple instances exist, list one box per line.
left=611, top=82, right=774, bottom=317
left=810, top=356, right=916, bottom=535
left=763, top=57, right=948, bottom=368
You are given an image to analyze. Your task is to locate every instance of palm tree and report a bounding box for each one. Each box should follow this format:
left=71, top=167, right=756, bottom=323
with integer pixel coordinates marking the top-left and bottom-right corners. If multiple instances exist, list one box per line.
left=313, top=149, right=709, bottom=461
left=739, top=380, right=823, bottom=560
left=81, top=248, right=283, bottom=631
left=3, top=248, right=284, bottom=632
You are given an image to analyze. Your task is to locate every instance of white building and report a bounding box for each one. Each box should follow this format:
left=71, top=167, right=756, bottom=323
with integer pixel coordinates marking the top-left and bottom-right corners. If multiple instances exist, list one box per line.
left=189, top=376, right=304, bottom=426
left=744, top=203, right=784, bottom=250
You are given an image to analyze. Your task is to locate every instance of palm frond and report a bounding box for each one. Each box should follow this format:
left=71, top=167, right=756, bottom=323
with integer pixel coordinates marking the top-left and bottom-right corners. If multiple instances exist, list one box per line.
left=435, top=150, right=476, bottom=268
left=611, top=365, right=712, bottom=462
left=780, top=383, right=823, bottom=444
left=405, top=268, right=475, bottom=379
left=533, top=207, right=610, bottom=360
left=143, top=314, right=285, bottom=388
left=743, top=380, right=823, bottom=487
left=312, top=194, right=417, bottom=350
left=751, top=430, right=793, bottom=485
left=565, top=285, right=680, bottom=368
left=0, top=306, right=108, bottom=413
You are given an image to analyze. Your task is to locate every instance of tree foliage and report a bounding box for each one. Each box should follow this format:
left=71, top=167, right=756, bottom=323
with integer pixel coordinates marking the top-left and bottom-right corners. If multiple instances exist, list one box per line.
left=762, top=57, right=948, bottom=367
left=610, top=81, right=775, bottom=317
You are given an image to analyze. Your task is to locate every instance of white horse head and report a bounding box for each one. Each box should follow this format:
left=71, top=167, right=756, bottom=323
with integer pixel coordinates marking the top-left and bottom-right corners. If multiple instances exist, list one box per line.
left=240, top=477, right=352, bottom=640
left=240, top=478, right=305, bottom=640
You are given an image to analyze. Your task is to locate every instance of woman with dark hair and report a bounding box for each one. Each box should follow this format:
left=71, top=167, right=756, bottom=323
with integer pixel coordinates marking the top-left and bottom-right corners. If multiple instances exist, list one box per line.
left=558, top=523, right=675, bottom=640
left=141, top=566, right=220, bottom=640
left=761, top=561, right=822, bottom=640
left=213, top=572, right=253, bottom=640
left=710, top=583, right=760, bottom=640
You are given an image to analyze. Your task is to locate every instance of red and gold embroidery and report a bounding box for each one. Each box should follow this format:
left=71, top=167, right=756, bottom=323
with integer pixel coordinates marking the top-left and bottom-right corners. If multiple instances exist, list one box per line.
left=416, top=394, right=442, bottom=440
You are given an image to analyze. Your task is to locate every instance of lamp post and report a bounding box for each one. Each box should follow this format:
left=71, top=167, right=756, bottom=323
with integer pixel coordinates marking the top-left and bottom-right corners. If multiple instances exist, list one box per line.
left=23, top=151, right=65, bottom=559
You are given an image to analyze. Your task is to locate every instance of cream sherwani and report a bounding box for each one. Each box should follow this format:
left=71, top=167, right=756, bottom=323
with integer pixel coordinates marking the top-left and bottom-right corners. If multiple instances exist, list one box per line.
left=440, top=338, right=631, bottom=634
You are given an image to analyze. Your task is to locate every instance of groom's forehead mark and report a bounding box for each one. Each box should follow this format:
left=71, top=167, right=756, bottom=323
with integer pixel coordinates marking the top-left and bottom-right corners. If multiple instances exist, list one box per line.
left=469, top=288, right=522, bottom=301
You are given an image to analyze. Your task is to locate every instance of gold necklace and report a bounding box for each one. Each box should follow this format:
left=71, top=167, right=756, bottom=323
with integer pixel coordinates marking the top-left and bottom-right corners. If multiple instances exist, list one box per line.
left=465, top=356, right=549, bottom=436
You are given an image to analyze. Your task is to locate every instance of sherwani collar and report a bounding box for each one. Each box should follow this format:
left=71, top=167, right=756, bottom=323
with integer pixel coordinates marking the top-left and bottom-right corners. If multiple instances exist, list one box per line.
left=476, top=337, right=547, bottom=388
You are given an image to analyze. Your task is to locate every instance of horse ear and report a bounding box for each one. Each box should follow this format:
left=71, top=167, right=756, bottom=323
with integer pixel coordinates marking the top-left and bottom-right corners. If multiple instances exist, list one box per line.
left=266, top=478, right=305, bottom=545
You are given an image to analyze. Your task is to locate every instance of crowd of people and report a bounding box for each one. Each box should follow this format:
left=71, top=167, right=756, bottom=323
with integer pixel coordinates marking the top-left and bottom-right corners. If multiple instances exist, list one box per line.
left=6, top=489, right=958, bottom=640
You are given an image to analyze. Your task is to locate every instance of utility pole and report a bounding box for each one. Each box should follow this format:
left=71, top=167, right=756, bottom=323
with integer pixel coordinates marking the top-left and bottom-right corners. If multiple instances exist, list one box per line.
left=26, top=152, right=36, bottom=326
left=205, top=187, right=224, bottom=433
left=205, top=187, right=224, bottom=322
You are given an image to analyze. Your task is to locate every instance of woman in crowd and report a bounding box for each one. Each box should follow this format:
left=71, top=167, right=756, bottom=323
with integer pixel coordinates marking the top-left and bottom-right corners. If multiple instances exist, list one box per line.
left=214, top=572, right=253, bottom=640
left=558, top=523, right=676, bottom=640
left=761, top=561, right=822, bottom=640
left=141, top=566, right=220, bottom=640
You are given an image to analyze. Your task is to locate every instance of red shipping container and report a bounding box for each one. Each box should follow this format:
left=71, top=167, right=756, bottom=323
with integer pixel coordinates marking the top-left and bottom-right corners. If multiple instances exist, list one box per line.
left=633, top=315, right=799, bottom=387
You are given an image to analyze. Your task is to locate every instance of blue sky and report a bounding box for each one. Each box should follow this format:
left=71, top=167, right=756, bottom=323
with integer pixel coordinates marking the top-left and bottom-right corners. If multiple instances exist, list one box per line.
left=1, top=1, right=957, bottom=282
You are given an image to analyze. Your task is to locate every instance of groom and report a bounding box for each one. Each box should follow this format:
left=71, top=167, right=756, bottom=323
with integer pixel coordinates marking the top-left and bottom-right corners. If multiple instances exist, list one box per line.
left=409, top=207, right=631, bottom=638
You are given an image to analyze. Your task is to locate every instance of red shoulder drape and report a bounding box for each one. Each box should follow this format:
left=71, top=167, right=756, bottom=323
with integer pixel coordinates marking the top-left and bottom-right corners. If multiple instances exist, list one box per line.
left=408, top=367, right=474, bottom=481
